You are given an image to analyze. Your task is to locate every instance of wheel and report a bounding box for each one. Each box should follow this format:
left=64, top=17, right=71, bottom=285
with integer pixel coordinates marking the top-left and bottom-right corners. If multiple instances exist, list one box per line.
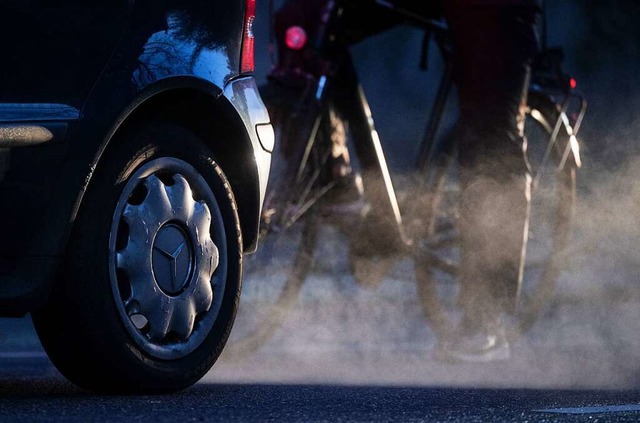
left=224, top=80, right=327, bottom=358
left=415, top=99, right=577, bottom=342
left=31, top=122, right=242, bottom=394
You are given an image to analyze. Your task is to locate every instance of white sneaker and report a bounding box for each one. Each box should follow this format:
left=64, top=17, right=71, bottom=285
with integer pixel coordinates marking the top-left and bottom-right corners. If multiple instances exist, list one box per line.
left=434, top=324, right=511, bottom=363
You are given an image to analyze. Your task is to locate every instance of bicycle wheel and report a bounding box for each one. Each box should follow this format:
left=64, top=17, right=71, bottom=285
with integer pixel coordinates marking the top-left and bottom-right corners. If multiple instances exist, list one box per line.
left=415, top=97, right=577, bottom=343
left=224, top=80, right=332, bottom=358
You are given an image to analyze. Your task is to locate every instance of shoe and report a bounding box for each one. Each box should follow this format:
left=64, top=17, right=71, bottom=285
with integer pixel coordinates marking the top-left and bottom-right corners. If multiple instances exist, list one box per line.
left=434, top=321, right=511, bottom=363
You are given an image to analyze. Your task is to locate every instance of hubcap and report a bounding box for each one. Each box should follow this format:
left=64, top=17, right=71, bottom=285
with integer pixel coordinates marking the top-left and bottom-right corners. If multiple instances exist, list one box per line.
left=109, top=157, right=227, bottom=360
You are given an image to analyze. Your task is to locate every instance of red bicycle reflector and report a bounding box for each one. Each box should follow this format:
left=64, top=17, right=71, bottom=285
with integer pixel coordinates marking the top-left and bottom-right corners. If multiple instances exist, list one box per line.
left=570, top=78, right=577, bottom=89
left=285, top=26, right=307, bottom=50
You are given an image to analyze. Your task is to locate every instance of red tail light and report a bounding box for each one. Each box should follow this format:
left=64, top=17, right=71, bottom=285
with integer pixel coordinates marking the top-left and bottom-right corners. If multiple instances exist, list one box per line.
left=241, top=0, right=255, bottom=73
left=569, top=77, right=577, bottom=90
left=285, top=26, right=307, bottom=50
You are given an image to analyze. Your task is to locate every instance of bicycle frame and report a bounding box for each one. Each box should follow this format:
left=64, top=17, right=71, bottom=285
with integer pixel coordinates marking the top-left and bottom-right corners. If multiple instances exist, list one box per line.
left=230, top=0, right=587, bottom=357
left=266, top=0, right=413, bottom=247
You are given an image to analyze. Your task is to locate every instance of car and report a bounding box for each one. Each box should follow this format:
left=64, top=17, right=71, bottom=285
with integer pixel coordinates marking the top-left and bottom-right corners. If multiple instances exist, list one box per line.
left=0, top=0, right=273, bottom=394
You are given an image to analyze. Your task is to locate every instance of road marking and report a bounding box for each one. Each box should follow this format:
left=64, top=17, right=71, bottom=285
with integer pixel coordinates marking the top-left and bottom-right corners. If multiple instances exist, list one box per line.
left=535, top=405, right=640, bottom=414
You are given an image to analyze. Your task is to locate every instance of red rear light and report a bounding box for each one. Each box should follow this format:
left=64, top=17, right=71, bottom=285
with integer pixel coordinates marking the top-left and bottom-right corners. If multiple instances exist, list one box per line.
left=569, top=77, right=577, bottom=90
left=241, top=0, right=255, bottom=73
left=285, top=26, right=307, bottom=50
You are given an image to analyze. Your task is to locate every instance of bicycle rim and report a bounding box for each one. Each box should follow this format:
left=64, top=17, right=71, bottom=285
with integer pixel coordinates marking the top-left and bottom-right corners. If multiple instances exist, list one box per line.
left=415, top=106, right=576, bottom=343
left=512, top=103, right=576, bottom=338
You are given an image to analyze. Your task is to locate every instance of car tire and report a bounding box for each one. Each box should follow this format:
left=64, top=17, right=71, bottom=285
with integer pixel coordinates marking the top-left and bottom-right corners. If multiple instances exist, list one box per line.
left=32, top=122, right=242, bottom=394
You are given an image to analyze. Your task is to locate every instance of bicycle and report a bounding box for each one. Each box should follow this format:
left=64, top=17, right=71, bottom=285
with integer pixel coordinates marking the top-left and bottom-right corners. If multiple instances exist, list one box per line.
left=225, top=0, right=587, bottom=357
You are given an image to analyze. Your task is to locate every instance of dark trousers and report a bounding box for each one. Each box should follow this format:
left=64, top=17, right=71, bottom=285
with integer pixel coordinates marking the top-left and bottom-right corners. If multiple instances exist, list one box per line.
left=444, top=4, right=541, bottom=323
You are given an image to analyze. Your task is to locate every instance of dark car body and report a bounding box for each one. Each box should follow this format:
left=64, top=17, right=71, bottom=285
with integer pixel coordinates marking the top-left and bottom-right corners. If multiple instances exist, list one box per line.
left=0, top=0, right=272, bottom=318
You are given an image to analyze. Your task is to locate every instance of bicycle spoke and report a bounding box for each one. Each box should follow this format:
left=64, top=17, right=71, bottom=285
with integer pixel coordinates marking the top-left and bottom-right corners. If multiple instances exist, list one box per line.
left=294, top=147, right=332, bottom=209
left=284, top=181, right=336, bottom=229
left=281, top=149, right=334, bottom=230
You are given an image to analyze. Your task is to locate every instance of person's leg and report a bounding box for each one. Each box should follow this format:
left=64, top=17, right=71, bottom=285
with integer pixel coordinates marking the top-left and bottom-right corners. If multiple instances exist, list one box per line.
left=442, top=4, right=540, bottom=357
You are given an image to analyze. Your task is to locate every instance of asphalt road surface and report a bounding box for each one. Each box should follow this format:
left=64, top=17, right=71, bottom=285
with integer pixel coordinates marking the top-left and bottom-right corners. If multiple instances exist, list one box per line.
left=2, top=368, right=640, bottom=422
